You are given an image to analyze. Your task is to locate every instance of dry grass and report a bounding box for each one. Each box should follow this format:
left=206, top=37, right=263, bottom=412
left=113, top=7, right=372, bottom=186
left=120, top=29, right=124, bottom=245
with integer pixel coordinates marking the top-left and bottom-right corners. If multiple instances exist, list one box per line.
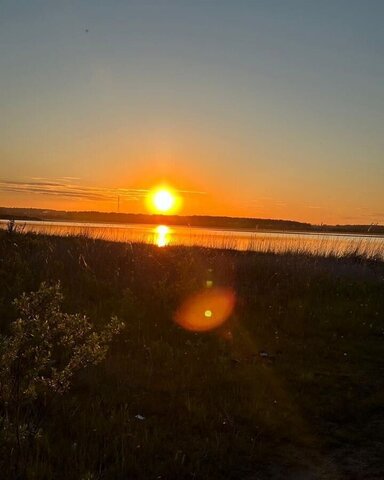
left=1, top=220, right=383, bottom=259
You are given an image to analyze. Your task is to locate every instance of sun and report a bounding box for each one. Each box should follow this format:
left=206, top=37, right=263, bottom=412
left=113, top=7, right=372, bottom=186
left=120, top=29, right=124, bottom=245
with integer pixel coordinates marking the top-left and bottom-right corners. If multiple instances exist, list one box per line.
left=153, top=189, right=174, bottom=212
left=147, top=186, right=181, bottom=214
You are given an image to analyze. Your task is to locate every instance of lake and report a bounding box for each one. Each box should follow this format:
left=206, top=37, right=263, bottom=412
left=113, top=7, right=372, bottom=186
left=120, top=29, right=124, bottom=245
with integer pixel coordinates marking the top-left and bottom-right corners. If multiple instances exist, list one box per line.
left=1, top=220, right=384, bottom=258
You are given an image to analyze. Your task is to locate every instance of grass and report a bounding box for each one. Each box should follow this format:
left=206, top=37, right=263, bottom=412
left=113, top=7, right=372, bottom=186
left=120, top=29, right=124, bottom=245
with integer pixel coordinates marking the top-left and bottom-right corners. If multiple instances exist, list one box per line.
left=0, top=229, right=384, bottom=479
left=1, top=220, right=384, bottom=259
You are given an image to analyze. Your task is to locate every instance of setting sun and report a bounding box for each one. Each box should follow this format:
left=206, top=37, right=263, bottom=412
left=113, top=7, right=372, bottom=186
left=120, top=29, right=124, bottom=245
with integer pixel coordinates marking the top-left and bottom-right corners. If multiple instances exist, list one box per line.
left=153, top=189, right=174, bottom=212
left=147, top=186, right=182, bottom=214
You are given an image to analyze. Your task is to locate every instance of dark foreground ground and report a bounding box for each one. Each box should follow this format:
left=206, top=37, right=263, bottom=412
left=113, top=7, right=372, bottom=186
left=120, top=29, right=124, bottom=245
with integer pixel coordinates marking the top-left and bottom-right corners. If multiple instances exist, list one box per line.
left=0, top=230, right=383, bottom=479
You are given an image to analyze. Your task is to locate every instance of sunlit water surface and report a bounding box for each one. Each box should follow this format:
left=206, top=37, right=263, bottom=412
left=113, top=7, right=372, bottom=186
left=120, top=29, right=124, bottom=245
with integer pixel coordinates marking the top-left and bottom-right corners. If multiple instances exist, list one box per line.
left=1, top=220, right=383, bottom=259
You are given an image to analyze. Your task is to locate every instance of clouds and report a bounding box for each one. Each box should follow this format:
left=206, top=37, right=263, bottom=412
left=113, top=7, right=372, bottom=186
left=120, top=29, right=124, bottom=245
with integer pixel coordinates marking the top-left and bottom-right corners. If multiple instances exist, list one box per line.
left=0, top=178, right=205, bottom=204
left=0, top=179, right=126, bottom=202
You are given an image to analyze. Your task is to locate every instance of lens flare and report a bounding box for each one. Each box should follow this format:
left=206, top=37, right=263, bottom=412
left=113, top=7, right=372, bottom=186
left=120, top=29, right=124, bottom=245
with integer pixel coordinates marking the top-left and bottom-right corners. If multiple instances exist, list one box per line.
left=175, top=287, right=235, bottom=332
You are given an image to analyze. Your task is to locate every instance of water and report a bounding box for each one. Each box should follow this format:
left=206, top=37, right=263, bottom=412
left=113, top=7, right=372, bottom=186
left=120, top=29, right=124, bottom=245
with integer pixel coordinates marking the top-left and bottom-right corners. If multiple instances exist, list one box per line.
left=1, top=220, right=384, bottom=258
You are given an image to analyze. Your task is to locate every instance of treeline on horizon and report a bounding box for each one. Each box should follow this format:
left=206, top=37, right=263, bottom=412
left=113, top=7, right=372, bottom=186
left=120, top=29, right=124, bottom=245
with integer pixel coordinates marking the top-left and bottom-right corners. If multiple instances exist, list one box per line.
left=0, top=206, right=383, bottom=235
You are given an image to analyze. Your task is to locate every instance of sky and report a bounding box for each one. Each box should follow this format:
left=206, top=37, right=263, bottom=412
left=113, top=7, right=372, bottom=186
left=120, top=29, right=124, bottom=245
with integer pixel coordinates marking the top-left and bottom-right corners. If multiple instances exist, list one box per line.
left=1, top=0, right=383, bottom=224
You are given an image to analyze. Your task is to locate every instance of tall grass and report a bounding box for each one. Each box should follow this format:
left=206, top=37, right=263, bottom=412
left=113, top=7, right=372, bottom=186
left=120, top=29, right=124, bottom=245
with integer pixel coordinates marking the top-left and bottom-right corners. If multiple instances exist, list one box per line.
left=0, top=229, right=383, bottom=479
left=1, top=220, right=383, bottom=259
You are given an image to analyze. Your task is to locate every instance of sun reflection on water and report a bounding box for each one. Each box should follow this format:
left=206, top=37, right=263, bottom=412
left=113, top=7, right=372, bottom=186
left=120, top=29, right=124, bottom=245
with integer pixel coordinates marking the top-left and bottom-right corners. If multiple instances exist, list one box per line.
left=154, top=225, right=170, bottom=247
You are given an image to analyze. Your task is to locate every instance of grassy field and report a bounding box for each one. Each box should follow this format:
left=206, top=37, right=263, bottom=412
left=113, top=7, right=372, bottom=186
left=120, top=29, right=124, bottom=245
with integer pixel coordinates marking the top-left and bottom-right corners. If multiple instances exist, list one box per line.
left=0, top=229, right=383, bottom=479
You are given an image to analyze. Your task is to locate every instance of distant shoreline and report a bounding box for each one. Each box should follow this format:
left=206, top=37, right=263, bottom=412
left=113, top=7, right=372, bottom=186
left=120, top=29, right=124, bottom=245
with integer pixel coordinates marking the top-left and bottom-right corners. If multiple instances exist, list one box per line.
left=0, top=206, right=383, bottom=236
left=1, top=217, right=384, bottom=240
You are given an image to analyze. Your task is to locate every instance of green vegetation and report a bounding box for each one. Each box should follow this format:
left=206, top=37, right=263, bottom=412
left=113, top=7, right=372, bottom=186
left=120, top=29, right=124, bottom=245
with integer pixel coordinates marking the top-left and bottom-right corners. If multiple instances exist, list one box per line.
left=0, top=229, right=383, bottom=479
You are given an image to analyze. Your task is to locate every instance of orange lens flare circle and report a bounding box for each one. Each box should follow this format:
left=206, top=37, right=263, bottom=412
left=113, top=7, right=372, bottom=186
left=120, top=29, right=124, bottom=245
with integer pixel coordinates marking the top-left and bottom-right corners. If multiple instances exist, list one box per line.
left=174, top=287, right=235, bottom=332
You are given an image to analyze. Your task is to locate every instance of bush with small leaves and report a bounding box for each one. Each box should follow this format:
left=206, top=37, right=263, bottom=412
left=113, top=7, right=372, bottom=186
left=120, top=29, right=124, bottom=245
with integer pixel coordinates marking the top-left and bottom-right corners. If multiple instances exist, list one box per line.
left=0, top=282, right=125, bottom=472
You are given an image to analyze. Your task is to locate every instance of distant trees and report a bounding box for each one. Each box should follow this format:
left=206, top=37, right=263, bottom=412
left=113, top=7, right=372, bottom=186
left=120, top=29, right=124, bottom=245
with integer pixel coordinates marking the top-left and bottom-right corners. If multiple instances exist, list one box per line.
left=1, top=207, right=383, bottom=234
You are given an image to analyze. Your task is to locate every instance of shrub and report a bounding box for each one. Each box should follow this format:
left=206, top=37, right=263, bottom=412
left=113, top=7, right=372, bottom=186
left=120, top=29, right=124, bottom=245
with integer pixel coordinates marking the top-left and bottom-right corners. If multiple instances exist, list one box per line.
left=0, top=282, right=125, bottom=473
